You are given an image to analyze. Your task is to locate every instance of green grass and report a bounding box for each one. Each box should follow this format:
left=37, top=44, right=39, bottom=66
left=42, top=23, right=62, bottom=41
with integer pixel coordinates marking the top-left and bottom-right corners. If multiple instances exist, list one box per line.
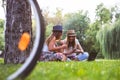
left=27, top=60, right=120, bottom=80
left=0, top=58, right=120, bottom=80
left=0, top=58, right=21, bottom=80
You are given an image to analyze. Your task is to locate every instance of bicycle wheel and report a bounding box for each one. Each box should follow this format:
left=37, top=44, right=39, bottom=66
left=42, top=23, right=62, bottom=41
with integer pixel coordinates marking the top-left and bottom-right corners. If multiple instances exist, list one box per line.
left=7, top=0, right=45, bottom=80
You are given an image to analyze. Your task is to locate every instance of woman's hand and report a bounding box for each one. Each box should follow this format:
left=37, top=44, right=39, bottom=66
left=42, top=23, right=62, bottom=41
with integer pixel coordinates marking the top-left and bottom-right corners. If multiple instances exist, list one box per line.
left=72, top=48, right=76, bottom=53
left=61, top=44, right=67, bottom=49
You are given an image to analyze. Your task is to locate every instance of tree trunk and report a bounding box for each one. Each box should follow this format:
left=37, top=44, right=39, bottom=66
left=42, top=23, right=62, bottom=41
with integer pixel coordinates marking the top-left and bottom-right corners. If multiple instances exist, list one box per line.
left=4, top=0, right=32, bottom=64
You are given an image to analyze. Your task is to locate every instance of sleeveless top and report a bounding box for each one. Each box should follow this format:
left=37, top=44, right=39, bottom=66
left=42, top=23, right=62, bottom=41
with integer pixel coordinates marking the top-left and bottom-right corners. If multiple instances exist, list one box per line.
left=42, top=42, right=58, bottom=52
left=42, top=43, right=49, bottom=52
left=63, top=39, right=79, bottom=56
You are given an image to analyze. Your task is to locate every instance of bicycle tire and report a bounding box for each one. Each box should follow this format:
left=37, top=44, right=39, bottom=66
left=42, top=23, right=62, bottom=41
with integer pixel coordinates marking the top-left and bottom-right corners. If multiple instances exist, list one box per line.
left=7, top=0, right=45, bottom=80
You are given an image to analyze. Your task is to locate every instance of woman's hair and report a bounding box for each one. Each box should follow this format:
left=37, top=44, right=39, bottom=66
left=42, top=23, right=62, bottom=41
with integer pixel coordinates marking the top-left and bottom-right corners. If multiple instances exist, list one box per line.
left=66, top=36, right=76, bottom=48
left=46, top=31, right=62, bottom=46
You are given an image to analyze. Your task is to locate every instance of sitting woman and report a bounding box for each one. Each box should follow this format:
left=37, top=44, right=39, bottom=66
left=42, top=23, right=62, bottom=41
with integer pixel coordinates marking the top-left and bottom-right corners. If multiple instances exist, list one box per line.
left=63, top=30, right=89, bottom=61
left=39, top=25, right=67, bottom=61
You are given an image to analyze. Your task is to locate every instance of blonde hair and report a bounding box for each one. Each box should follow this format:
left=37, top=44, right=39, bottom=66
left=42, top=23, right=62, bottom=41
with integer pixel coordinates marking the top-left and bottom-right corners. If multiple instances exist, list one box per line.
left=46, top=31, right=62, bottom=46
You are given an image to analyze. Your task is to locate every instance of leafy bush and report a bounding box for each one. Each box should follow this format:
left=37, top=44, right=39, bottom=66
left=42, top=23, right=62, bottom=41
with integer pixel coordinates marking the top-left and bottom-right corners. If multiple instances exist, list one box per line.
left=63, top=11, right=90, bottom=48
left=0, top=19, right=5, bottom=51
left=97, top=19, right=120, bottom=59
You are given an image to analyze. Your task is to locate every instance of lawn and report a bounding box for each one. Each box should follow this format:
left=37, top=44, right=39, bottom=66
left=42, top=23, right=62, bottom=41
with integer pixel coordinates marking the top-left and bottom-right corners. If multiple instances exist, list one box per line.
left=0, top=58, right=120, bottom=80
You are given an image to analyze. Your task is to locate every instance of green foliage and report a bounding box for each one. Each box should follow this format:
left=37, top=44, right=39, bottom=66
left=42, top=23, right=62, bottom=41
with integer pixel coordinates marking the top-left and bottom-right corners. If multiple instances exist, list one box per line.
left=94, top=3, right=120, bottom=59
left=32, top=19, right=36, bottom=39
left=43, top=8, right=63, bottom=25
left=95, top=3, right=111, bottom=24
left=97, top=24, right=111, bottom=58
left=43, top=8, right=63, bottom=39
left=0, top=19, right=4, bottom=28
left=115, top=13, right=120, bottom=21
left=113, top=5, right=120, bottom=21
left=97, top=19, right=120, bottom=59
left=84, top=20, right=102, bottom=58
left=45, top=23, right=54, bottom=38
left=0, top=19, right=5, bottom=50
left=63, top=11, right=90, bottom=47
left=54, top=8, right=63, bottom=24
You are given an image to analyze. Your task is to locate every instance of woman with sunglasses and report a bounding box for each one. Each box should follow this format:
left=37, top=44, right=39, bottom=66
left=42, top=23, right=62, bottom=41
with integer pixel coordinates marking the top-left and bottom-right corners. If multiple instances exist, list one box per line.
left=63, top=30, right=89, bottom=61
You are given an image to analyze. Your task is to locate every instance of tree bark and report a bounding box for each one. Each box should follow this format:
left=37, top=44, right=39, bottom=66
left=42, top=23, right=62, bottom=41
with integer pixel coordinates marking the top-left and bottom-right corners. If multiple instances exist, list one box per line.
left=4, top=0, right=32, bottom=64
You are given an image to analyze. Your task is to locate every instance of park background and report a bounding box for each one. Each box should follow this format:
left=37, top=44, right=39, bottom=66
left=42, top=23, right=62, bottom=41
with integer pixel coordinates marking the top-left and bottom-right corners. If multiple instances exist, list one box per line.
left=0, top=0, right=120, bottom=80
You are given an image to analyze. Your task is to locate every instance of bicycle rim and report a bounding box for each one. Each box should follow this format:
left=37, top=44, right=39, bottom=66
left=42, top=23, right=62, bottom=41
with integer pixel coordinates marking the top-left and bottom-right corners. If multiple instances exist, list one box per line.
left=7, top=0, right=45, bottom=80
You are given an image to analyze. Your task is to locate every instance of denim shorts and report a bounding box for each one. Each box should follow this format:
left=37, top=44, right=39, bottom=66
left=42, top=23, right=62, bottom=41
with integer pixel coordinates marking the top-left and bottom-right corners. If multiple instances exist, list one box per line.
left=67, top=52, right=89, bottom=61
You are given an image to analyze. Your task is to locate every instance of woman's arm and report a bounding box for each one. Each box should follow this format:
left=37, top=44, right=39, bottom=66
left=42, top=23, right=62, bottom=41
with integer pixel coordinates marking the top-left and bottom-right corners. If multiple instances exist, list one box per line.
left=63, top=48, right=76, bottom=55
left=48, top=37, right=66, bottom=52
left=74, top=39, right=84, bottom=53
